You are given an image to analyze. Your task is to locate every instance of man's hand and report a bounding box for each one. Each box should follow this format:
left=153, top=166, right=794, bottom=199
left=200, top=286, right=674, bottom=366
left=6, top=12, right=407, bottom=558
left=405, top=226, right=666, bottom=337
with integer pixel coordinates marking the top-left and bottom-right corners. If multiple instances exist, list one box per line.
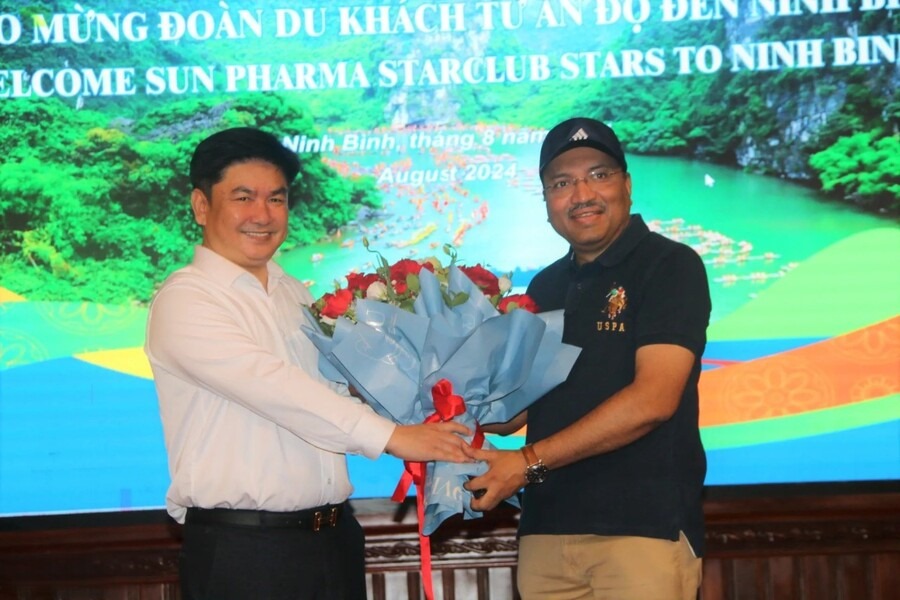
left=462, top=446, right=528, bottom=511
left=385, top=422, right=472, bottom=463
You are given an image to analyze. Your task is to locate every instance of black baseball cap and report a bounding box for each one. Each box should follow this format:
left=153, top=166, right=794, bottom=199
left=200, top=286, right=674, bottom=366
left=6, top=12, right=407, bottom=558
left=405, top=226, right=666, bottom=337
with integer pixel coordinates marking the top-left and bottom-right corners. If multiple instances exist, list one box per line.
left=539, top=118, right=627, bottom=174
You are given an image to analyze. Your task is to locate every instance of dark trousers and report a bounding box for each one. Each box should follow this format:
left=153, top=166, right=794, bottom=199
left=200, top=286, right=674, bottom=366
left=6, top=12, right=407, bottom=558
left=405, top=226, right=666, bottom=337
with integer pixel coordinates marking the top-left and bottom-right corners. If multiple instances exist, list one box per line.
left=180, top=508, right=367, bottom=600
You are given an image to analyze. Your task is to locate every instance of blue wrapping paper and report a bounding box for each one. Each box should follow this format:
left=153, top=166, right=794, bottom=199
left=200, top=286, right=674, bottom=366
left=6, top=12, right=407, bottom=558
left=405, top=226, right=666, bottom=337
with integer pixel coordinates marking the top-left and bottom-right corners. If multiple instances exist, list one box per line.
left=301, top=266, right=580, bottom=534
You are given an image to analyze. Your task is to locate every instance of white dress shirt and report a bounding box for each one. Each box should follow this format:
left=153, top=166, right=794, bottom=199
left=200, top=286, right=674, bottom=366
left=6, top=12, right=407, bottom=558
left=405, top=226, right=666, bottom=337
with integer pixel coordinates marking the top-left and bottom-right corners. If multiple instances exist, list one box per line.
left=145, top=246, right=396, bottom=523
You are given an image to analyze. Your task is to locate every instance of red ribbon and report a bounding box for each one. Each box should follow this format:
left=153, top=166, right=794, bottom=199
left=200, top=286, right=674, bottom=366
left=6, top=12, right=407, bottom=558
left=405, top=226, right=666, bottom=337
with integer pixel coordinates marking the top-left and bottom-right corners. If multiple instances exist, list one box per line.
left=391, top=379, right=484, bottom=600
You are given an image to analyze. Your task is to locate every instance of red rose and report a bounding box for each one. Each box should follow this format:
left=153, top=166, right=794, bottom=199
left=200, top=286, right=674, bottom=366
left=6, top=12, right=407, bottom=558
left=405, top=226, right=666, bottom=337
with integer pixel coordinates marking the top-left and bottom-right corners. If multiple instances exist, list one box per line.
left=498, top=294, right=540, bottom=314
left=320, top=288, right=354, bottom=318
left=389, top=259, right=424, bottom=280
left=346, top=272, right=381, bottom=292
left=389, top=259, right=425, bottom=294
left=459, top=264, right=501, bottom=297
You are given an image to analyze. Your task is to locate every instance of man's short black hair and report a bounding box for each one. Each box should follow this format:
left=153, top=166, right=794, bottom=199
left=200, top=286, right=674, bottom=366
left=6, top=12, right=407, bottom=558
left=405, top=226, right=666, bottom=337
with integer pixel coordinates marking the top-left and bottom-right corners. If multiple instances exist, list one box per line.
left=189, top=127, right=301, bottom=197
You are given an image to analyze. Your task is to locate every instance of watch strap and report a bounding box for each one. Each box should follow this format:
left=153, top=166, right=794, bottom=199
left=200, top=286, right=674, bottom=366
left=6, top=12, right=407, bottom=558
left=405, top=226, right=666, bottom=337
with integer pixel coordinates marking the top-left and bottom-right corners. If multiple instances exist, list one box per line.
left=521, top=443, right=540, bottom=467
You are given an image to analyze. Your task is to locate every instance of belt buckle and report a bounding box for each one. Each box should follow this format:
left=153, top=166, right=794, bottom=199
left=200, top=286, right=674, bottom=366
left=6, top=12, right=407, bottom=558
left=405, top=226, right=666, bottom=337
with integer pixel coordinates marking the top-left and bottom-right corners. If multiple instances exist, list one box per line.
left=312, top=506, right=339, bottom=532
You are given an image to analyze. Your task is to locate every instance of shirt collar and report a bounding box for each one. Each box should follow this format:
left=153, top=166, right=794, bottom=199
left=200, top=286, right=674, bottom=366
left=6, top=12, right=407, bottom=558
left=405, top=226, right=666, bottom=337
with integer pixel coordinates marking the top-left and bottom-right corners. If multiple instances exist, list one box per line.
left=191, top=245, right=285, bottom=291
left=567, top=214, right=650, bottom=273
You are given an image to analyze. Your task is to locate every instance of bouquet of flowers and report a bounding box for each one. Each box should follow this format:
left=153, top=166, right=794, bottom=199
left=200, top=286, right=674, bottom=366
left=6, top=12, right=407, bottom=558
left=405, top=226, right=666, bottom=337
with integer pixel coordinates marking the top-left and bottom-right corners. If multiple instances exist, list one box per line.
left=302, top=244, right=578, bottom=560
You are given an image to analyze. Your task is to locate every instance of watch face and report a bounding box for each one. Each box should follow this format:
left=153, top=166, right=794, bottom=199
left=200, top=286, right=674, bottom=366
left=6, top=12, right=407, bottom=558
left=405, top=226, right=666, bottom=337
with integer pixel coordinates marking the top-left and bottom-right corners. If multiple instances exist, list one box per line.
left=526, top=463, right=549, bottom=484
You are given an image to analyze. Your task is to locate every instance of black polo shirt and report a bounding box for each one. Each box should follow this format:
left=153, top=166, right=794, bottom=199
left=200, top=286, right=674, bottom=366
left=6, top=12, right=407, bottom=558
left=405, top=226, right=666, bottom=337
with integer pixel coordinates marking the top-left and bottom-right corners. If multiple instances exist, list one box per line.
left=520, top=214, right=711, bottom=556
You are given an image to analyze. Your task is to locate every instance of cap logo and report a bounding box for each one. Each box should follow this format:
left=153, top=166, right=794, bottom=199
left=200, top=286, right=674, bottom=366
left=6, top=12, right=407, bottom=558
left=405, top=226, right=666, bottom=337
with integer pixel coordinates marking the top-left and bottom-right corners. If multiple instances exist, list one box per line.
left=570, top=128, right=589, bottom=141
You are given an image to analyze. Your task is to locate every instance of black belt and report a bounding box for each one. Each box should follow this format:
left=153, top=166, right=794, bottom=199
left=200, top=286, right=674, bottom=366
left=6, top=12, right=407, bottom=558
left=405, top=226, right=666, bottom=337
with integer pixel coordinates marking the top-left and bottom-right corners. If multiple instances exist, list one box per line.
left=185, top=503, right=344, bottom=531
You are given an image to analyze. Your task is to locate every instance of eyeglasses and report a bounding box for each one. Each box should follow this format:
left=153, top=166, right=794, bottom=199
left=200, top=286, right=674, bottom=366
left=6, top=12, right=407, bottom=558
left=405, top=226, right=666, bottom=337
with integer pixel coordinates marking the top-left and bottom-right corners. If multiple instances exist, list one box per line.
left=542, top=169, right=623, bottom=199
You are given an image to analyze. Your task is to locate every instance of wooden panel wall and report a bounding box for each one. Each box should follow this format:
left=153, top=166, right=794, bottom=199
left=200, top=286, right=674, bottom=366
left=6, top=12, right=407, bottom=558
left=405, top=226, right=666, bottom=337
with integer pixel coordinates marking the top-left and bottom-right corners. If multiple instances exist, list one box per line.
left=1, top=492, right=898, bottom=600
left=700, top=491, right=900, bottom=600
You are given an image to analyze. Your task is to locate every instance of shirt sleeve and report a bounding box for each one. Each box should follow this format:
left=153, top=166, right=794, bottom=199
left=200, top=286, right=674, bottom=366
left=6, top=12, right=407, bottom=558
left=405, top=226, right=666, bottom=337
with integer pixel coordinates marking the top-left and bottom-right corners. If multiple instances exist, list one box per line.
left=145, top=276, right=395, bottom=459
left=635, top=244, right=711, bottom=356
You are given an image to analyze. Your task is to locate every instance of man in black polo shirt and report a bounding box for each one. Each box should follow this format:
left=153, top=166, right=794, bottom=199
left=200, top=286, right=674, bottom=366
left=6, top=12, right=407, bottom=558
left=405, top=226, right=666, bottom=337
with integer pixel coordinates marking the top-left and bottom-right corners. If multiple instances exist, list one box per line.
left=464, top=117, right=711, bottom=599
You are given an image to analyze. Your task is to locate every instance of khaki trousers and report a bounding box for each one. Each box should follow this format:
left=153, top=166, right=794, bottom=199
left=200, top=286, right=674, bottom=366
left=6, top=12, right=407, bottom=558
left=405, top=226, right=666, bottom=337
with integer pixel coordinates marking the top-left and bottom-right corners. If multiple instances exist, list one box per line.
left=517, top=532, right=702, bottom=600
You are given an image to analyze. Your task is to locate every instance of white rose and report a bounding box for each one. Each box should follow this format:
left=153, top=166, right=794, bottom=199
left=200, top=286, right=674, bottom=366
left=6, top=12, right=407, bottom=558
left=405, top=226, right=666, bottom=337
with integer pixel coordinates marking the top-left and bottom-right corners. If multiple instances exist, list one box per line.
left=366, top=280, right=388, bottom=300
left=498, top=275, right=512, bottom=294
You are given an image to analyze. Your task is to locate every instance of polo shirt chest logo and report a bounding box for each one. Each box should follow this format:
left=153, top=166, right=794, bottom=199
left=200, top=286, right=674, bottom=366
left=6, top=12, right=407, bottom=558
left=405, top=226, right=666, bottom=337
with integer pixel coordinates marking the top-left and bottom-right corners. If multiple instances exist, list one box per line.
left=597, top=285, right=627, bottom=332
left=605, top=285, right=627, bottom=318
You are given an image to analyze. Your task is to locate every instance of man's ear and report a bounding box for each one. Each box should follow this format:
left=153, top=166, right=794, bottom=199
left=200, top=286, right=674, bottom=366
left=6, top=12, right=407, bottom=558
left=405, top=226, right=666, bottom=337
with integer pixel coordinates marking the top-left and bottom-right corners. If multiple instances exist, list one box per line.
left=624, top=172, right=634, bottom=208
left=190, top=189, right=209, bottom=226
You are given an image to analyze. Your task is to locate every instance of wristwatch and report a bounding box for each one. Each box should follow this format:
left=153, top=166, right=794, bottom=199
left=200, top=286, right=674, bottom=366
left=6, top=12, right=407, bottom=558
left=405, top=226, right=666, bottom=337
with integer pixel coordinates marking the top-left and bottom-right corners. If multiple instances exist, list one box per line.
left=521, top=444, right=549, bottom=484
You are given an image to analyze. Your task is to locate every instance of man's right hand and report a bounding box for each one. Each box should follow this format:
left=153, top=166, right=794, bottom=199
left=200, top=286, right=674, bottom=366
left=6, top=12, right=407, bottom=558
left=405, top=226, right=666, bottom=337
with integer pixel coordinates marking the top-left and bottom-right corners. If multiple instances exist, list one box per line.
left=462, top=446, right=528, bottom=511
left=385, top=422, right=472, bottom=463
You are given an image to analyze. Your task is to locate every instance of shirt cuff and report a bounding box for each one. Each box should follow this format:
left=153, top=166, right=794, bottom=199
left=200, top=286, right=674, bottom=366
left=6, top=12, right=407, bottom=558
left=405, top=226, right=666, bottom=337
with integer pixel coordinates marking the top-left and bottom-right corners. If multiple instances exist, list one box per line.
left=349, top=408, right=396, bottom=460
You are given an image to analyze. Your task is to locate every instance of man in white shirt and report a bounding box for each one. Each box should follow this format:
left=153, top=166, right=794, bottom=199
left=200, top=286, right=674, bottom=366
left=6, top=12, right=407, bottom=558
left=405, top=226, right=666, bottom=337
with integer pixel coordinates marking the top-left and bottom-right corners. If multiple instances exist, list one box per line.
left=145, top=127, right=471, bottom=600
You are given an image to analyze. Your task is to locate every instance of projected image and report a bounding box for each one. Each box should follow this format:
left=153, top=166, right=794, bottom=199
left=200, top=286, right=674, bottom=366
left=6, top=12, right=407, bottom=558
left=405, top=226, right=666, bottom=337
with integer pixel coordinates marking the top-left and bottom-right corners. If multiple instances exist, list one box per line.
left=1, top=1, right=898, bottom=517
